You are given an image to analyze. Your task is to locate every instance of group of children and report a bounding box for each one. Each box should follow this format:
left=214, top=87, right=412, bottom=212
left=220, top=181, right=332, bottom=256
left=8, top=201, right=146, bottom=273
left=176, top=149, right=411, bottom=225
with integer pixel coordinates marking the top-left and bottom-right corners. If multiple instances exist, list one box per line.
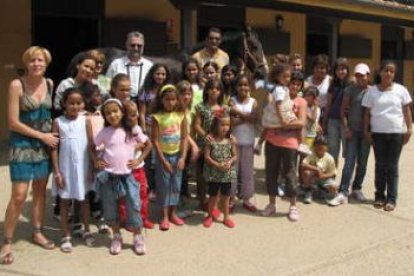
left=50, top=51, right=373, bottom=256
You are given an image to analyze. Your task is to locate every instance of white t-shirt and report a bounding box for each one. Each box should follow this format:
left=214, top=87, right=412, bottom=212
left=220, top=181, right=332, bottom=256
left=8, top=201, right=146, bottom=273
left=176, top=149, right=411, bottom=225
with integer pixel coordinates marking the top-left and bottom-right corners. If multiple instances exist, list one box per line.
left=106, top=56, right=153, bottom=98
left=231, top=96, right=256, bottom=145
left=306, top=75, right=331, bottom=108
left=271, top=85, right=296, bottom=122
left=362, top=83, right=412, bottom=133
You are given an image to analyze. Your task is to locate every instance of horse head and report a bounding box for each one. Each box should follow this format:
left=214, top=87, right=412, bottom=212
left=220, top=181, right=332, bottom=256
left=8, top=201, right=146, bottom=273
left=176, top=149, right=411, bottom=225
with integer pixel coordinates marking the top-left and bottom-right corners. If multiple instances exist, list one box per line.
left=240, top=26, right=268, bottom=79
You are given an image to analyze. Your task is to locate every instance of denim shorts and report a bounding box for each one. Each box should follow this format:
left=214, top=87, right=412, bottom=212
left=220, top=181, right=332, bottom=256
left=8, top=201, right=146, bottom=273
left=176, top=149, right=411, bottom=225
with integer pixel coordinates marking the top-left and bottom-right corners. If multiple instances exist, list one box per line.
left=96, top=171, right=142, bottom=229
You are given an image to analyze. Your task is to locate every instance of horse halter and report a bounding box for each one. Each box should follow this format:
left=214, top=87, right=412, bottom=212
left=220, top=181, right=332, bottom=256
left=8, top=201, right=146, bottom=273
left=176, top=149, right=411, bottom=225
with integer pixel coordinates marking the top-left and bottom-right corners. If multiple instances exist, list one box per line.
left=242, top=33, right=266, bottom=75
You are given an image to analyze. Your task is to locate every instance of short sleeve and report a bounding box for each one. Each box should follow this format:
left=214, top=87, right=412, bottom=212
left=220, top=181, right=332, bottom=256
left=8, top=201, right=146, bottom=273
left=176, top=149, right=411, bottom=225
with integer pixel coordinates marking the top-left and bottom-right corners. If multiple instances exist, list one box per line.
left=302, top=155, right=313, bottom=166
left=94, top=128, right=106, bottom=147
left=400, top=86, right=412, bottom=106
left=132, top=125, right=148, bottom=143
left=361, top=90, right=373, bottom=108
left=272, top=86, right=287, bottom=101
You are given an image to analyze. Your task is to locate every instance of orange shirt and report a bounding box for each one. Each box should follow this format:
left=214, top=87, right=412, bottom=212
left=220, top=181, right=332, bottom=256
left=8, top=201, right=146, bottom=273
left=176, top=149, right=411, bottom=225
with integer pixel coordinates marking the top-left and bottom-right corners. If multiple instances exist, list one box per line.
left=265, top=96, right=307, bottom=150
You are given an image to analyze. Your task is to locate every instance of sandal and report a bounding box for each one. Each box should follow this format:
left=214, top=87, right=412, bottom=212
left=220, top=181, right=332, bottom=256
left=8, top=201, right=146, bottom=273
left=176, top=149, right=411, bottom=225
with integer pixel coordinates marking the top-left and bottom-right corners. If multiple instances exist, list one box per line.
left=384, top=203, right=396, bottom=212
left=60, top=236, right=72, bottom=253
left=32, top=227, right=55, bottom=250
left=0, top=238, right=14, bottom=265
left=159, top=219, right=170, bottom=231
left=82, top=232, right=96, bottom=247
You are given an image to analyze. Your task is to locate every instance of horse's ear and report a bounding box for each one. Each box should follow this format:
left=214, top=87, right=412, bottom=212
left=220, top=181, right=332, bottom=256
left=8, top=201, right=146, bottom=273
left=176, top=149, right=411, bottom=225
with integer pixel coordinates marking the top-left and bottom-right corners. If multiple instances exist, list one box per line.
left=243, top=25, right=252, bottom=37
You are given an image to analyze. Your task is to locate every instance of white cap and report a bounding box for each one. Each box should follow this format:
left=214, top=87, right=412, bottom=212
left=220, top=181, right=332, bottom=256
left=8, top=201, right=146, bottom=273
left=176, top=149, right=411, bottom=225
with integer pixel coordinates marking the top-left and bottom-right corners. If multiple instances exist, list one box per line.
left=354, top=63, right=370, bottom=75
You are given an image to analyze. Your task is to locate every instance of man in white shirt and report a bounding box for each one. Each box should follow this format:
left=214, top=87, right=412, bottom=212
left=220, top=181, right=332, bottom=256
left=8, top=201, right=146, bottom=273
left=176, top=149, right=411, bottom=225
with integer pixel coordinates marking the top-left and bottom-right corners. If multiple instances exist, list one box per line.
left=106, top=31, right=153, bottom=101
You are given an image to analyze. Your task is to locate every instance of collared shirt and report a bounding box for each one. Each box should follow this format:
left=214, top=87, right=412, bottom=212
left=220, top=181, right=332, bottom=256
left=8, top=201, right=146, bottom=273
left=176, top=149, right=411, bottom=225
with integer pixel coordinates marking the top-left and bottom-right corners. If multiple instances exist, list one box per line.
left=192, top=48, right=229, bottom=70
left=106, top=56, right=153, bottom=98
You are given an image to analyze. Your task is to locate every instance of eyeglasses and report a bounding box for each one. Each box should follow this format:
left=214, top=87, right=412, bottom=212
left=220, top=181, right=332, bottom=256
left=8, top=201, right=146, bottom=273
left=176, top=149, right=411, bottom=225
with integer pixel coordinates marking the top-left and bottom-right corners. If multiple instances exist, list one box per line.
left=130, top=44, right=143, bottom=48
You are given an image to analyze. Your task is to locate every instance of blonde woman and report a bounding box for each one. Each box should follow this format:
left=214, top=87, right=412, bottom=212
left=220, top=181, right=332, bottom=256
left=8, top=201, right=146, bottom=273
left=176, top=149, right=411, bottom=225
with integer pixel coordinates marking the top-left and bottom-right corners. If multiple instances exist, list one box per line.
left=1, top=46, right=59, bottom=265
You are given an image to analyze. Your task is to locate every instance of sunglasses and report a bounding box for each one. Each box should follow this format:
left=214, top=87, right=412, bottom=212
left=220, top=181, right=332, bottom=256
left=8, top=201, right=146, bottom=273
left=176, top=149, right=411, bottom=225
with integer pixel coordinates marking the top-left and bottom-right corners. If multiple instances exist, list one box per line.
left=130, top=44, right=143, bottom=48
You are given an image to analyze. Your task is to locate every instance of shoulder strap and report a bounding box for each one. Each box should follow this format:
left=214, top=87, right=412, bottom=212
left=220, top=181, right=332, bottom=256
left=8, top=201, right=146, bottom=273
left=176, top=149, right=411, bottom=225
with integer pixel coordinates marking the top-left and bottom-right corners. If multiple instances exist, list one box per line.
left=18, top=78, right=26, bottom=94
left=45, top=78, right=53, bottom=94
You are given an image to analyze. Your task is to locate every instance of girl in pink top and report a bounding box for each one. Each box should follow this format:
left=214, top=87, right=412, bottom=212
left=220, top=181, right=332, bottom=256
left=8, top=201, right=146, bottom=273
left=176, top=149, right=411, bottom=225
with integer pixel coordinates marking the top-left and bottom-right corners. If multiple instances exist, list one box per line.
left=91, top=98, right=146, bottom=256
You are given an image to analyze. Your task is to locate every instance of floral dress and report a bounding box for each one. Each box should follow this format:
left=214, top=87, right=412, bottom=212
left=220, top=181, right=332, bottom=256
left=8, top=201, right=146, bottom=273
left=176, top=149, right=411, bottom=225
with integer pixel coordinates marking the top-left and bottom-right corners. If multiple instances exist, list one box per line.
left=9, top=79, right=52, bottom=182
left=203, top=139, right=236, bottom=183
left=195, top=103, right=229, bottom=149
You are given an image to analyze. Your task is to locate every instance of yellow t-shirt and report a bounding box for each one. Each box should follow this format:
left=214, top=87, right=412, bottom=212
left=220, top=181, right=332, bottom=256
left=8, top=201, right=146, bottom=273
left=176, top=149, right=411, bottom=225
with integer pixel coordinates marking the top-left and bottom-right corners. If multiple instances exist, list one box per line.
left=302, top=152, right=337, bottom=176
left=152, top=112, right=185, bottom=155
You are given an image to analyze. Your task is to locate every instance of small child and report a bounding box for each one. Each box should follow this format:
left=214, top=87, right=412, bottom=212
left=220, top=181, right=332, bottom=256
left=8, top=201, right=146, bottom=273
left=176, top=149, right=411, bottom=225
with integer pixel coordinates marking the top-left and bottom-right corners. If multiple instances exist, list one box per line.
left=92, top=98, right=146, bottom=255
left=303, top=86, right=321, bottom=149
left=177, top=80, right=200, bottom=199
left=203, top=113, right=237, bottom=228
left=109, top=73, right=131, bottom=102
left=151, top=84, right=188, bottom=231
left=230, top=74, right=258, bottom=211
left=123, top=100, right=154, bottom=229
left=255, top=63, right=297, bottom=155
left=300, top=135, right=337, bottom=204
left=181, top=58, right=204, bottom=114
left=138, top=64, right=171, bottom=199
left=194, top=79, right=228, bottom=212
left=51, top=87, right=95, bottom=253
left=81, top=82, right=109, bottom=234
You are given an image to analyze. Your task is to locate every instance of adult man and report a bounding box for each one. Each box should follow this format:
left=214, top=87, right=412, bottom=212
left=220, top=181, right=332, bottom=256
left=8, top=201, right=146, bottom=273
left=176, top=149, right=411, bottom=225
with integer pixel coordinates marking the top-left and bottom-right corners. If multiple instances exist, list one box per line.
left=192, top=27, right=229, bottom=70
left=106, top=31, right=153, bottom=101
left=328, top=63, right=371, bottom=206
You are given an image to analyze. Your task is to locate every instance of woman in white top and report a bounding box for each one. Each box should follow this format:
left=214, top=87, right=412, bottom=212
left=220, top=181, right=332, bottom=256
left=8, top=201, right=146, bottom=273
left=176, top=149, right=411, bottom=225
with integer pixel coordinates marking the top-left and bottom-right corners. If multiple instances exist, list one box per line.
left=306, top=54, right=332, bottom=120
left=362, top=60, right=412, bottom=211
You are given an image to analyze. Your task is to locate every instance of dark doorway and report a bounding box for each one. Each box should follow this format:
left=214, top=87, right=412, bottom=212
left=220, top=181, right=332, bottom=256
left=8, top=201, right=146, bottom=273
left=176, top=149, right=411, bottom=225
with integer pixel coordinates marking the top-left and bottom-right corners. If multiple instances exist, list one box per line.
left=33, top=16, right=99, bottom=84
left=32, top=0, right=103, bottom=85
left=306, top=16, right=334, bottom=75
left=381, top=25, right=404, bottom=83
left=197, top=4, right=245, bottom=42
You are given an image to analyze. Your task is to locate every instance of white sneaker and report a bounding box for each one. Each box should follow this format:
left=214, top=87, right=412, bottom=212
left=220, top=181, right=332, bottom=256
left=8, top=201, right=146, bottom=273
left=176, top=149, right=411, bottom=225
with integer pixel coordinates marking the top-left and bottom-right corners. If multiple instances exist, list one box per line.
left=133, top=234, right=146, bottom=255
left=298, top=143, right=312, bottom=155
left=328, top=193, right=348, bottom=206
left=350, top=190, right=367, bottom=202
left=303, top=191, right=313, bottom=204
left=277, top=185, right=285, bottom=197
left=261, top=204, right=276, bottom=217
left=254, top=143, right=263, bottom=156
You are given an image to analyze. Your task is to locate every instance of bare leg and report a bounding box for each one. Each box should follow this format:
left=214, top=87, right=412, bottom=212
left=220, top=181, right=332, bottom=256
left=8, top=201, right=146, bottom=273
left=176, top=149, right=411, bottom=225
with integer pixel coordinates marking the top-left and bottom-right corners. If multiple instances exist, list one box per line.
left=32, top=178, right=51, bottom=244
left=60, top=199, right=71, bottom=237
left=80, top=201, right=91, bottom=233
left=161, top=207, right=169, bottom=223
left=207, top=196, right=219, bottom=218
left=221, top=196, right=231, bottom=221
left=0, top=183, right=29, bottom=258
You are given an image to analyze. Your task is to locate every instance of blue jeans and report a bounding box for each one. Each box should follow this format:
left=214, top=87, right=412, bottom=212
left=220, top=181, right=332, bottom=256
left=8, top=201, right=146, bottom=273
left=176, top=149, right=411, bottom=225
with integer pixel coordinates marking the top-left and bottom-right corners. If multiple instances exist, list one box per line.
left=155, top=153, right=183, bottom=207
left=327, top=119, right=346, bottom=164
left=372, top=133, right=404, bottom=204
left=338, top=131, right=370, bottom=196
left=96, top=171, right=142, bottom=229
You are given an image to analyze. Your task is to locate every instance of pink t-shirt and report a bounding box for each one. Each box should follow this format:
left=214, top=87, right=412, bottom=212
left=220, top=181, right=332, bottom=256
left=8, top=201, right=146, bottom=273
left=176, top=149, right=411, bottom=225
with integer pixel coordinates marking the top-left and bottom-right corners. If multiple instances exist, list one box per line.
left=95, top=126, right=147, bottom=174
left=265, top=96, right=307, bottom=150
